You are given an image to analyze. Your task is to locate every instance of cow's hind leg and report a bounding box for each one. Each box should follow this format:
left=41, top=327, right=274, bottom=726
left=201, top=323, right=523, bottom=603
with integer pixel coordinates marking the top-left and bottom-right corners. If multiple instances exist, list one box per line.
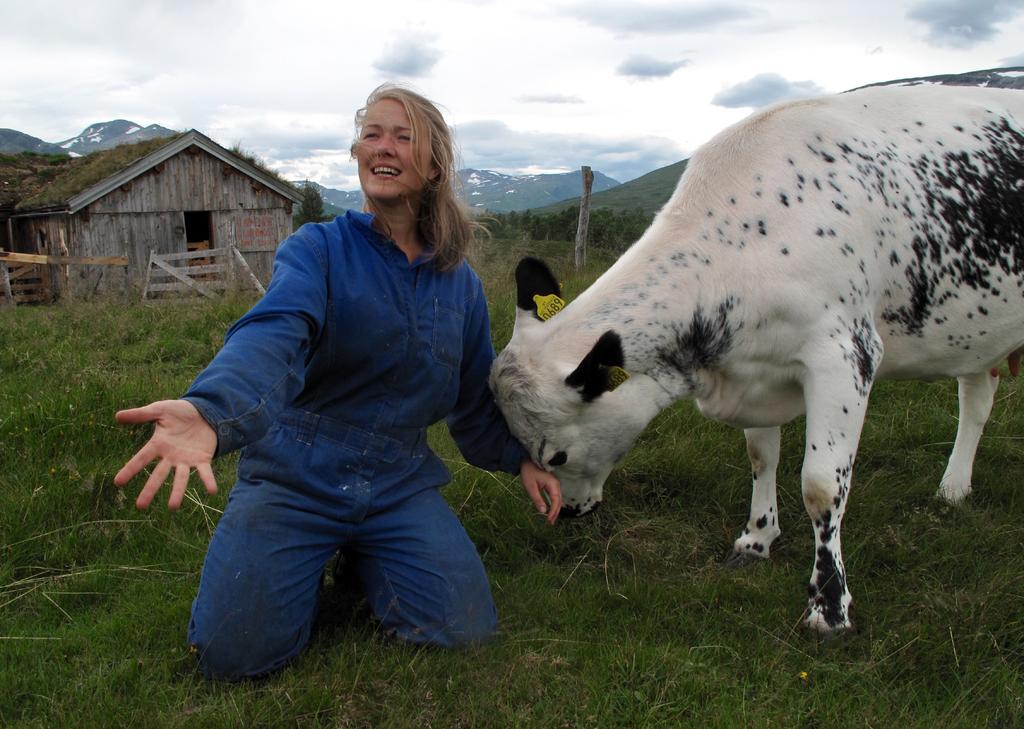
left=800, top=328, right=881, bottom=635
left=938, top=371, right=999, bottom=504
left=725, top=426, right=783, bottom=567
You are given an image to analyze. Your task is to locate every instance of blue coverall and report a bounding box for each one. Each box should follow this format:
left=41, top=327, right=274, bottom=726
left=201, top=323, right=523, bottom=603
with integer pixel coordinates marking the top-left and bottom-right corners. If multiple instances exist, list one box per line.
left=182, top=210, right=528, bottom=680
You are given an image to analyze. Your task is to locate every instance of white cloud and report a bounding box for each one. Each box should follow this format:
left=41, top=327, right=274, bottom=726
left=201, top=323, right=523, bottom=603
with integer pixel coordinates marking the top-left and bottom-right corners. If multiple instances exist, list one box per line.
left=518, top=94, right=586, bottom=104
left=453, top=120, right=686, bottom=182
left=617, top=55, right=691, bottom=79
left=372, top=36, right=443, bottom=78
left=712, top=73, right=826, bottom=108
left=566, top=1, right=757, bottom=34
left=907, top=0, right=1024, bottom=48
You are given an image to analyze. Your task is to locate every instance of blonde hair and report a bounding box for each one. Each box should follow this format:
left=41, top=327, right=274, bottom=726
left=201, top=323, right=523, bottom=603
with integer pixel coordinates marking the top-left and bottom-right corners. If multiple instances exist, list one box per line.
left=352, top=83, right=482, bottom=271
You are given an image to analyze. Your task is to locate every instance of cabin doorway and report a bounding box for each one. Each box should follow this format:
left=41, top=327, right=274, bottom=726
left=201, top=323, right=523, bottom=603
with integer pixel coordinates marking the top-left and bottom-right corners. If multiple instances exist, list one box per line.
left=184, top=211, right=212, bottom=253
left=184, top=211, right=213, bottom=277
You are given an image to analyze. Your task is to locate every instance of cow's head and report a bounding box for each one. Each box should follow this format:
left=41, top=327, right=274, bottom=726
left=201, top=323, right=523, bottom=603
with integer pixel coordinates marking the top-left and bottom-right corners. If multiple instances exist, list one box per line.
left=490, top=258, right=664, bottom=517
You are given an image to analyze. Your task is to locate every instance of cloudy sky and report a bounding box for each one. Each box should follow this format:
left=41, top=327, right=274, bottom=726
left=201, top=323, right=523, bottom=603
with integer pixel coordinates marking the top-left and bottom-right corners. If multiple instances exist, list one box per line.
left=3, top=0, right=1023, bottom=188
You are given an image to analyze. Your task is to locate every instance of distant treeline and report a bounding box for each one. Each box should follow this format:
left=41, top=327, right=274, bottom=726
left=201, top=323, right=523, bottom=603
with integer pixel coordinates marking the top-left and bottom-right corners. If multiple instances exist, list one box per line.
left=481, top=206, right=653, bottom=251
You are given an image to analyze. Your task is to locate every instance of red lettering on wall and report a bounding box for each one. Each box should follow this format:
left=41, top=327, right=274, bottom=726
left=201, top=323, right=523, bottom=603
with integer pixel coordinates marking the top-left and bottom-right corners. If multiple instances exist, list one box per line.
left=236, top=214, right=278, bottom=250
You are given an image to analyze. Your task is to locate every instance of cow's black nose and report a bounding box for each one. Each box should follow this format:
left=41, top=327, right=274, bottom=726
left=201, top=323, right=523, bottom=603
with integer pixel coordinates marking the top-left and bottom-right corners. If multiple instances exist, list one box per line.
left=559, top=501, right=600, bottom=519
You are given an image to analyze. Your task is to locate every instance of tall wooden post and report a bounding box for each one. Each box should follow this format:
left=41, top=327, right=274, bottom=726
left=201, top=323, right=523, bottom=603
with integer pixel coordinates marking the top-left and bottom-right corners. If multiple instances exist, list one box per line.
left=1, top=262, right=12, bottom=306
left=575, top=165, right=594, bottom=271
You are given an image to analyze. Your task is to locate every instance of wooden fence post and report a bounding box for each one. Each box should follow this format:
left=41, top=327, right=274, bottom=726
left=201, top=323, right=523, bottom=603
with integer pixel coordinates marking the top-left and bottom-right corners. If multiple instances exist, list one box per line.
left=231, top=246, right=266, bottom=294
left=575, top=165, right=594, bottom=271
left=141, top=250, right=154, bottom=301
left=1, top=262, right=12, bottom=307
left=227, top=245, right=237, bottom=290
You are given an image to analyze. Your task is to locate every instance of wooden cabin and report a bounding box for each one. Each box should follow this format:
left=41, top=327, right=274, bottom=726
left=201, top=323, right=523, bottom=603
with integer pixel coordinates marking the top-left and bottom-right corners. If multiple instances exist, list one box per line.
left=2, top=130, right=302, bottom=298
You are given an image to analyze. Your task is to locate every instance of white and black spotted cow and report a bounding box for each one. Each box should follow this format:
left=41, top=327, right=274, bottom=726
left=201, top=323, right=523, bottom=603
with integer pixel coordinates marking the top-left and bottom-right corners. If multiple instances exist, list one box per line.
left=490, top=84, right=1024, bottom=634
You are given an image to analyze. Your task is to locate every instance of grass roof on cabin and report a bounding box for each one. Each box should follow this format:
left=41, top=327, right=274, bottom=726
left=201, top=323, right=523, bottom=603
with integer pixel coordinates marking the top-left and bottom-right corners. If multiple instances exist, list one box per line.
left=0, top=151, right=76, bottom=208
left=12, top=134, right=186, bottom=210
left=6, top=134, right=296, bottom=212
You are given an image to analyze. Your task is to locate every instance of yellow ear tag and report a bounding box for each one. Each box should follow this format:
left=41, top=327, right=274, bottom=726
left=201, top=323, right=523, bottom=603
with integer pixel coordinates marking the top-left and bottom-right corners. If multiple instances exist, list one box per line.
left=533, top=293, right=566, bottom=321
left=607, top=366, right=630, bottom=391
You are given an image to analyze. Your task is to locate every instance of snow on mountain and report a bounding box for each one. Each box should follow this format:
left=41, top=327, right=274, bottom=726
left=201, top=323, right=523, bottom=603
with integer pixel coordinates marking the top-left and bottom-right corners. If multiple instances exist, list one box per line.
left=852, top=65, right=1024, bottom=91
left=55, top=120, right=177, bottom=154
left=457, top=168, right=620, bottom=212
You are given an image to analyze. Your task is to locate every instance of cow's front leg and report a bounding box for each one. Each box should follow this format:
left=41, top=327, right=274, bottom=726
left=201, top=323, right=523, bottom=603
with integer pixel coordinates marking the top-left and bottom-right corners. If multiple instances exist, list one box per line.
left=800, top=338, right=878, bottom=634
left=938, top=370, right=999, bottom=504
left=725, top=426, right=783, bottom=566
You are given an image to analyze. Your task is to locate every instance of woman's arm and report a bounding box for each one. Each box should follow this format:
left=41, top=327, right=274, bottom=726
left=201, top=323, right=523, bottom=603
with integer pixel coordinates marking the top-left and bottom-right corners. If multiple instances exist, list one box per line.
left=445, top=274, right=562, bottom=521
left=114, top=226, right=330, bottom=509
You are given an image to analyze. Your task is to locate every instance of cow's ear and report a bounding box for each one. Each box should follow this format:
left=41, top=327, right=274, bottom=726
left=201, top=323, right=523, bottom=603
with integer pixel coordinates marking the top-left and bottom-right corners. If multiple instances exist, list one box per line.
left=515, top=257, right=562, bottom=321
left=565, top=331, right=626, bottom=402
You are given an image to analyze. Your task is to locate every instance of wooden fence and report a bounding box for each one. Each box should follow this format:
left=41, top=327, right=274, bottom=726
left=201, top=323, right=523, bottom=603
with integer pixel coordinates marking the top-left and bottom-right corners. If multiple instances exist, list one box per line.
left=141, top=245, right=265, bottom=300
left=0, top=251, right=129, bottom=306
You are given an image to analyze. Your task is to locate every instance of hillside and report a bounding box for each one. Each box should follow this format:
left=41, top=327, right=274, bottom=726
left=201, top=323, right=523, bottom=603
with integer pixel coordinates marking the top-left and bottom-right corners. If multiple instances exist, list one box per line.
left=0, top=129, right=66, bottom=155
left=0, top=151, right=79, bottom=206
left=535, top=159, right=688, bottom=216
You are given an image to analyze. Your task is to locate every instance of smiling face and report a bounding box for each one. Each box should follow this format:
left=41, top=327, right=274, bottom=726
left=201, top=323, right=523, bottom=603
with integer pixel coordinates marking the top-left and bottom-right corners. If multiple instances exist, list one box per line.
left=354, top=98, right=436, bottom=210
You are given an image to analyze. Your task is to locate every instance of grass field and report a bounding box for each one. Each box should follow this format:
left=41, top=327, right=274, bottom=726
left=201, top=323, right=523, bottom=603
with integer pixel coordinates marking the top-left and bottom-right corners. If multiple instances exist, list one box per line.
left=2, top=238, right=1022, bottom=728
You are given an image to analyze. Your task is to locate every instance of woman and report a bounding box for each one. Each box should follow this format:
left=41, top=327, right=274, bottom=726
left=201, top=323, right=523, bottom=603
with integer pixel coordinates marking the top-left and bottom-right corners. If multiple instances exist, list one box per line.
left=114, top=84, right=562, bottom=681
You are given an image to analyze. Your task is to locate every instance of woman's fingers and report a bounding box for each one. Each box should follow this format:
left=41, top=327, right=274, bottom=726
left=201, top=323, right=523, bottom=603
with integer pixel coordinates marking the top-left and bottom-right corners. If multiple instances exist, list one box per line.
left=168, top=463, right=191, bottom=511
left=114, top=404, right=161, bottom=425
left=118, top=455, right=217, bottom=511
left=524, top=481, right=547, bottom=515
left=136, top=459, right=172, bottom=510
left=113, top=443, right=158, bottom=487
left=544, top=483, right=563, bottom=525
left=196, top=462, right=219, bottom=496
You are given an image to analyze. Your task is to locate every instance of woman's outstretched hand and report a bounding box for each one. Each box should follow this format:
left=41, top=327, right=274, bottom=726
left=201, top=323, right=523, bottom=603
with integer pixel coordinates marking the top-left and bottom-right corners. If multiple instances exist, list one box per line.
left=114, top=400, right=219, bottom=510
left=520, top=459, right=563, bottom=525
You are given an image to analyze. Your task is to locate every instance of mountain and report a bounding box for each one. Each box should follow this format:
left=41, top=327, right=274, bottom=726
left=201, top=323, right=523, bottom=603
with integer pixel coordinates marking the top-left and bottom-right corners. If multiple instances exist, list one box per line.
left=852, top=65, right=1024, bottom=91
left=55, top=120, right=177, bottom=155
left=0, top=120, right=177, bottom=157
left=0, top=129, right=66, bottom=155
left=294, top=168, right=621, bottom=216
left=460, top=168, right=619, bottom=212
left=293, top=180, right=363, bottom=217
left=536, top=65, right=1024, bottom=218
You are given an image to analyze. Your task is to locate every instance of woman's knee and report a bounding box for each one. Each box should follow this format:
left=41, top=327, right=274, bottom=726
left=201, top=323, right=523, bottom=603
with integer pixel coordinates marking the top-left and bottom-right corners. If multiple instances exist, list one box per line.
left=188, top=604, right=312, bottom=681
left=434, top=598, right=498, bottom=647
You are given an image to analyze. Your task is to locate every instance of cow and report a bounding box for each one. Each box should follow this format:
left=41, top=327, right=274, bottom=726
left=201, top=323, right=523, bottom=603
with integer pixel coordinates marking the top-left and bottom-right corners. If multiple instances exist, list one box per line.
left=489, top=84, right=1024, bottom=635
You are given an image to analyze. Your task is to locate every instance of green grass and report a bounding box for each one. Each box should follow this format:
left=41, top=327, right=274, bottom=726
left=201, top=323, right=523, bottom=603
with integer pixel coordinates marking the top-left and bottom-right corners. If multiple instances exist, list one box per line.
left=2, top=241, right=1023, bottom=727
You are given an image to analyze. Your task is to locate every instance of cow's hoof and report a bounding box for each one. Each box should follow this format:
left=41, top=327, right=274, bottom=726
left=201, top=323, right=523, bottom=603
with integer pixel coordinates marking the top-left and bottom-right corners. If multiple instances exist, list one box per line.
left=804, top=623, right=856, bottom=644
left=722, top=549, right=766, bottom=568
left=937, top=481, right=972, bottom=504
left=803, top=610, right=855, bottom=641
